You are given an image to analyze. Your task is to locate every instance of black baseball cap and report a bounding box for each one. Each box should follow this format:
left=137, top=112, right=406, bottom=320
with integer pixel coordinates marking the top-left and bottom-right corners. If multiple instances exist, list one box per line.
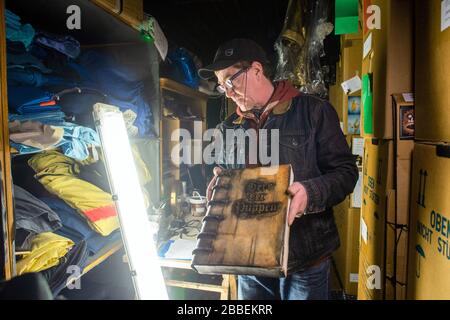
left=198, top=38, right=269, bottom=80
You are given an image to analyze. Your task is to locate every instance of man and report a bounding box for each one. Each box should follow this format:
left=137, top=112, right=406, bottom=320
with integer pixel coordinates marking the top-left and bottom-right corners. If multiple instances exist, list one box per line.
left=198, top=38, right=358, bottom=300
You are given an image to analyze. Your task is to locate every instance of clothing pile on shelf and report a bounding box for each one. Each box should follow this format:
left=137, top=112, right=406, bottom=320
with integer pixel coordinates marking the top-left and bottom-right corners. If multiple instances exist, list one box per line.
left=12, top=149, right=122, bottom=297
left=6, top=9, right=156, bottom=146
left=13, top=184, right=90, bottom=296
left=4, top=9, right=154, bottom=297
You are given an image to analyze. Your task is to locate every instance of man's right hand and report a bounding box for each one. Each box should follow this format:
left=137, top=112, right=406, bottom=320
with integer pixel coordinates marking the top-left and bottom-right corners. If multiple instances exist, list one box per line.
left=207, top=167, right=223, bottom=201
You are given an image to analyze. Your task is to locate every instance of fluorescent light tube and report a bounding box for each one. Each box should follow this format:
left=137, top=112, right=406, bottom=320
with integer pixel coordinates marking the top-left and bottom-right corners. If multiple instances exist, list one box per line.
left=93, top=103, right=168, bottom=300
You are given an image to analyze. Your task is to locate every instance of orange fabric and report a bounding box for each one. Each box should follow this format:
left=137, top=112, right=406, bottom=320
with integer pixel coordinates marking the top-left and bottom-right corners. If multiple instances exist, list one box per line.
left=84, top=204, right=117, bottom=222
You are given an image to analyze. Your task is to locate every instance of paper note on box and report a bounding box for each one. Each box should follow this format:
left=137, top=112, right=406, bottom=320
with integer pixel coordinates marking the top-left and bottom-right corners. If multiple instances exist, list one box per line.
left=442, top=0, right=450, bottom=32
left=361, top=217, right=368, bottom=244
left=402, top=93, right=414, bottom=103
left=341, top=76, right=362, bottom=94
left=352, top=137, right=364, bottom=157
left=363, top=33, right=372, bottom=59
left=351, top=171, right=362, bottom=208
left=350, top=273, right=359, bottom=283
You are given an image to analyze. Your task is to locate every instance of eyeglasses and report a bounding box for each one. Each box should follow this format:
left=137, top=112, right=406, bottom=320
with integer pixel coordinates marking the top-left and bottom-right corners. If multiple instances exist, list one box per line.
left=215, top=67, right=249, bottom=94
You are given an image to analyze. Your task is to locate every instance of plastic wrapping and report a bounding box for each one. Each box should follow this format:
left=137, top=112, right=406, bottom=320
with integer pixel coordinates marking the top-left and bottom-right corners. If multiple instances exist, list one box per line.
left=275, top=0, right=333, bottom=98
left=166, top=47, right=200, bottom=89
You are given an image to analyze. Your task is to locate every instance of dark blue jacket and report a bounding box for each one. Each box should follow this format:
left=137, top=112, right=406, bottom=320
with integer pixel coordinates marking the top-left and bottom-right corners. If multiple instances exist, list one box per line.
left=214, top=94, right=359, bottom=272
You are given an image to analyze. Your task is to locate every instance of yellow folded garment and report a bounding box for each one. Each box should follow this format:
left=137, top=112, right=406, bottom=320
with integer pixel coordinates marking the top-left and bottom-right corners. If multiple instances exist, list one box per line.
left=28, top=151, right=119, bottom=236
left=131, top=145, right=152, bottom=209
left=132, top=145, right=152, bottom=185
left=16, top=232, right=74, bottom=275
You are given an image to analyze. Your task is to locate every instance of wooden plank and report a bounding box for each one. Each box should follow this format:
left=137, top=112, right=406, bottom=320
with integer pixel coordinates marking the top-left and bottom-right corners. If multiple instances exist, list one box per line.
left=91, top=0, right=143, bottom=30
left=82, top=240, right=123, bottom=275
left=159, top=259, right=192, bottom=270
left=91, top=0, right=121, bottom=13
left=160, top=78, right=209, bottom=101
left=65, top=240, right=122, bottom=288
left=220, top=274, right=230, bottom=300
left=0, top=0, right=15, bottom=280
left=229, top=275, right=238, bottom=300
left=165, top=279, right=225, bottom=293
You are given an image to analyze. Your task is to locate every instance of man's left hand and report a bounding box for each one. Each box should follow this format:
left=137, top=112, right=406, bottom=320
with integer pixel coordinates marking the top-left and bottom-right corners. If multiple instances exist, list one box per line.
left=287, top=182, right=308, bottom=226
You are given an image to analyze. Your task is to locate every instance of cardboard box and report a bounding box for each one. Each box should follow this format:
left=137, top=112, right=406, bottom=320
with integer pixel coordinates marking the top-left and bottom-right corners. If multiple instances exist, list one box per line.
left=333, top=199, right=361, bottom=296
left=415, top=0, right=450, bottom=143
left=380, top=95, right=414, bottom=300
left=391, top=93, right=414, bottom=225
left=385, top=220, right=408, bottom=300
left=329, top=82, right=343, bottom=123
left=407, top=143, right=450, bottom=300
left=360, top=0, right=414, bottom=139
left=357, top=138, right=394, bottom=299
left=384, top=159, right=411, bottom=300
left=385, top=278, right=407, bottom=301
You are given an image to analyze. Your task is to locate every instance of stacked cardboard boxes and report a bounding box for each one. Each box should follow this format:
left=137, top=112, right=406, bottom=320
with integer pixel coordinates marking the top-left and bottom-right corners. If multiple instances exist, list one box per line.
left=330, top=26, right=363, bottom=297
left=385, top=94, right=414, bottom=300
left=333, top=136, right=363, bottom=297
left=407, top=144, right=450, bottom=299
left=329, top=33, right=363, bottom=135
left=358, top=138, right=394, bottom=300
left=406, top=0, right=450, bottom=300
left=357, top=0, right=414, bottom=300
left=414, top=0, right=450, bottom=143
left=360, top=0, right=414, bottom=139
left=334, top=197, right=361, bottom=297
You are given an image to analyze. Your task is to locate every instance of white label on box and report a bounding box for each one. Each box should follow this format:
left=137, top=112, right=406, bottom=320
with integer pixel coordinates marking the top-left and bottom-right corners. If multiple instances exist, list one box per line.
left=402, top=93, right=414, bottom=103
left=352, top=137, right=364, bottom=157
left=351, top=171, right=363, bottom=208
left=341, top=76, right=362, bottom=95
left=350, top=273, right=359, bottom=283
left=361, top=217, right=368, bottom=244
left=363, top=33, right=372, bottom=59
left=150, top=17, right=168, bottom=60
left=442, top=0, right=450, bottom=32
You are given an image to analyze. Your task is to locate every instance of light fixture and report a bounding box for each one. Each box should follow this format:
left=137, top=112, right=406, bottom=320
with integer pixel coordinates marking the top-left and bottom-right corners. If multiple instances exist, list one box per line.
left=93, top=103, right=168, bottom=300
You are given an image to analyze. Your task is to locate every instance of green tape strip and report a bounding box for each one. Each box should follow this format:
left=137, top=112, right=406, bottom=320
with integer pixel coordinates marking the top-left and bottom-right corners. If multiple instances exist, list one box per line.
left=335, top=0, right=359, bottom=35
left=362, top=74, right=373, bottom=134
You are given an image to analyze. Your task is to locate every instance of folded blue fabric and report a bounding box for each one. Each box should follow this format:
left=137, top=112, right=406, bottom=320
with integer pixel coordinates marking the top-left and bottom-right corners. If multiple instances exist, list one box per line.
left=39, top=197, right=122, bottom=256
left=7, top=52, right=53, bottom=73
left=17, top=99, right=60, bottom=115
left=5, top=9, right=21, bottom=22
left=5, top=10, right=35, bottom=49
left=8, top=86, right=60, bottom=114
left=9, top=111, right=66, bottom=124
left=59, top=122, right=100, bottom=160
left=8, top=68, right=68, bottom=87
left=10, top=121, right=100, bottom=161
left=70, top=50, right=155, bottom=137
left=34, top=31, right=80, bottom=59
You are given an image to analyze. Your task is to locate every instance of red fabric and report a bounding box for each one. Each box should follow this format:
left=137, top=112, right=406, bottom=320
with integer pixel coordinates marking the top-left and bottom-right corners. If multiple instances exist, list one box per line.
left=39, top=100, right=57, bottom=106
left=236, top=80, right=299, bottom=128
left=84, top=204, right=117, bottom=222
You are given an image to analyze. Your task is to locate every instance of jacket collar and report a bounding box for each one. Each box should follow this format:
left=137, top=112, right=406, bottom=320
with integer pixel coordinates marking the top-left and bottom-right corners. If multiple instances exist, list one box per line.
left=232, top=99, right=294, bottom=125
left=233, top=80, right=299, bottom=125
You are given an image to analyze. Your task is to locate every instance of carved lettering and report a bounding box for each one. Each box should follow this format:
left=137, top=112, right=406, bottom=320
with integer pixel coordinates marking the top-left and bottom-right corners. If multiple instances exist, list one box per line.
left=233, top=200, right=281, bottom=218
